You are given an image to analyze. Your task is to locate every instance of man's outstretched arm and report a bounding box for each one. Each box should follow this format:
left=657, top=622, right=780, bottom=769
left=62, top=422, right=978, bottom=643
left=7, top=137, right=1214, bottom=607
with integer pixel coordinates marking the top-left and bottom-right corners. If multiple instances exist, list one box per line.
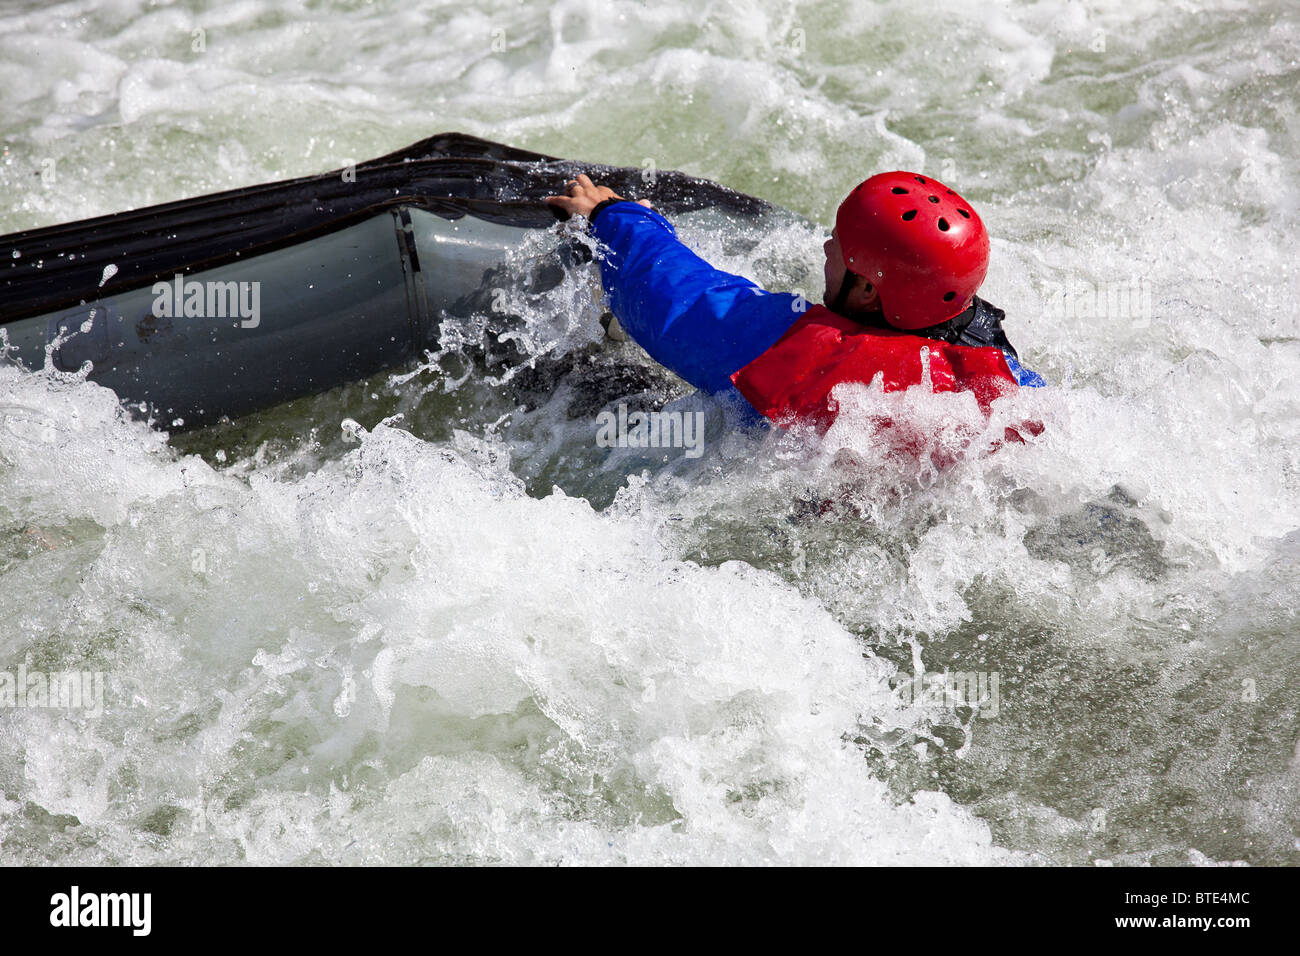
left=546, top=175, right=800, bottom=395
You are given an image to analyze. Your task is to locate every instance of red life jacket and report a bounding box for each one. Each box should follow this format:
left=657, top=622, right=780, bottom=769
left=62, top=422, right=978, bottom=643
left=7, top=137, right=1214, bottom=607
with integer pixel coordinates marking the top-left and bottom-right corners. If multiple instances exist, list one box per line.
left=731, top=305, right=1042, bottom=470
left=730, top=305, right=1022, bottom=429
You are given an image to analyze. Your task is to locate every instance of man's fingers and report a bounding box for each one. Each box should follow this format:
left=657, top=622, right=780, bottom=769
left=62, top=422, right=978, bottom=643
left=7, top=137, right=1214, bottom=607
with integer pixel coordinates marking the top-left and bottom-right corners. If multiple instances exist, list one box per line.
left=559, top=174, right=601, bottom=198
left=546, top=174, right=620, bottom=220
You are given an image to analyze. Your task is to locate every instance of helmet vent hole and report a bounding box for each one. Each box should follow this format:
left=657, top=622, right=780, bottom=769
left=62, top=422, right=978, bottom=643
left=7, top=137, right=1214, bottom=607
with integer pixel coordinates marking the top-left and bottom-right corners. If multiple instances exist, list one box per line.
left=891, top=186, right=908, bottom=194
left=937, top=217, right=950, bottom=231
left=946, top=189, right=956, bottom=195
left=928, top=195, right=939, bottom=203
left=901, top=209, right=918, bottom=221
left=914, top=176, right=927, bottom=184
left=943, top=291, right=957, bottom=302
left=958, top=208, right=971, bottom=219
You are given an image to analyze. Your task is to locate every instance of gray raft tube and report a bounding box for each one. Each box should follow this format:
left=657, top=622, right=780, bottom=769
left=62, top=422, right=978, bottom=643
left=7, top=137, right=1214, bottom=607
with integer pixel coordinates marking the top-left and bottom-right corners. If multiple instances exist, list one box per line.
left=3, top=210, right=535, bottom=428
left=0, top=133, right=773, bottom=430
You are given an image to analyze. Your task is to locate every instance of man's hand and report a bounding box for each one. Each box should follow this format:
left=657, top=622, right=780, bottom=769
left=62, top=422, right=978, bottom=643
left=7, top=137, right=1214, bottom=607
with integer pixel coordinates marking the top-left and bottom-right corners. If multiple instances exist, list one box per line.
left=544, top=174, right=652, bottom=219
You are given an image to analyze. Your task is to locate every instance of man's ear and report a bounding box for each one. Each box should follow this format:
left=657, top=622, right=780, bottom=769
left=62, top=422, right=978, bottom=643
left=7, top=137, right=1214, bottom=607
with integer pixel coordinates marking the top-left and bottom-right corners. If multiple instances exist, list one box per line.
left=860, top=280, right=880, bottom=309
left=848, top=274, right=880, bottom=311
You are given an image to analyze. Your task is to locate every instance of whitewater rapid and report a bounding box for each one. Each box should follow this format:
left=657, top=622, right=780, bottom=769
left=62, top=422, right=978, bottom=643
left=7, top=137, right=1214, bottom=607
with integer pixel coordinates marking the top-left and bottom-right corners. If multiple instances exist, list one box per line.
left=2, top=0, right=1299, bottom=865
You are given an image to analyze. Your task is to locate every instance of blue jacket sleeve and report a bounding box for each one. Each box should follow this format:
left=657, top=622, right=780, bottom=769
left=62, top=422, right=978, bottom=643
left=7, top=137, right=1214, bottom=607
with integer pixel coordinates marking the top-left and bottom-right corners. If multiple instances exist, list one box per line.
left=588, top=202, right=801, bottom=394
left=1003, top=353, right=1046, bottom=387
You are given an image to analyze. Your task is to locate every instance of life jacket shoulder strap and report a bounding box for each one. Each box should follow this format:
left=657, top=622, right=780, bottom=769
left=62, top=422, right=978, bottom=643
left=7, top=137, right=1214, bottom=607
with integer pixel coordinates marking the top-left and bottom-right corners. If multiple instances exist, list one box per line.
left=955, top=297, right=1020, bottom=362
left=845, top=296, right=1023, bottom=364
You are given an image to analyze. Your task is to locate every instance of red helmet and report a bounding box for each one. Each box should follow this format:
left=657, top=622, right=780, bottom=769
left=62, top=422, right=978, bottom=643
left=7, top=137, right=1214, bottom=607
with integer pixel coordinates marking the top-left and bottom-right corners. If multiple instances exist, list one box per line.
left=835, top=171, right=990, bottom=330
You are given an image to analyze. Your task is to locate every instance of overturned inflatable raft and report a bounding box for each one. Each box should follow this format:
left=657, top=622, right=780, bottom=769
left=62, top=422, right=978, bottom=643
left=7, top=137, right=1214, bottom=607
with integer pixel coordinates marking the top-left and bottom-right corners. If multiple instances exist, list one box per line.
left=0, top=133, right=769, bottom=429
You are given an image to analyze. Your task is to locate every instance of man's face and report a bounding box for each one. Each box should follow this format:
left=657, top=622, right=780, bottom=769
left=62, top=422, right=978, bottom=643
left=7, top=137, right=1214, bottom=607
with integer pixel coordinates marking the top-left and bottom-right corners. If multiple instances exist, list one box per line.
left=822, top=227, right=879, bottom=312
left=823, top=228, right=847, bottom=307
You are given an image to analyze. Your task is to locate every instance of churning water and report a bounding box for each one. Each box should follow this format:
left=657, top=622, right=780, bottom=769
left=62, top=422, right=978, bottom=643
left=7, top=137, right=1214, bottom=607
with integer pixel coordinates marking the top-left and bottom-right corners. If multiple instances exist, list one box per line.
left=2, top=0, right=1299, bottom=865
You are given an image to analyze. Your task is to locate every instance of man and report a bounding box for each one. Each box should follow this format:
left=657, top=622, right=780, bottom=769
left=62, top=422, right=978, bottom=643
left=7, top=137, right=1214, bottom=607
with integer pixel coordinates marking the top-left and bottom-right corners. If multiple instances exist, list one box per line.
left=545, top=171, right=1042, bottom=432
